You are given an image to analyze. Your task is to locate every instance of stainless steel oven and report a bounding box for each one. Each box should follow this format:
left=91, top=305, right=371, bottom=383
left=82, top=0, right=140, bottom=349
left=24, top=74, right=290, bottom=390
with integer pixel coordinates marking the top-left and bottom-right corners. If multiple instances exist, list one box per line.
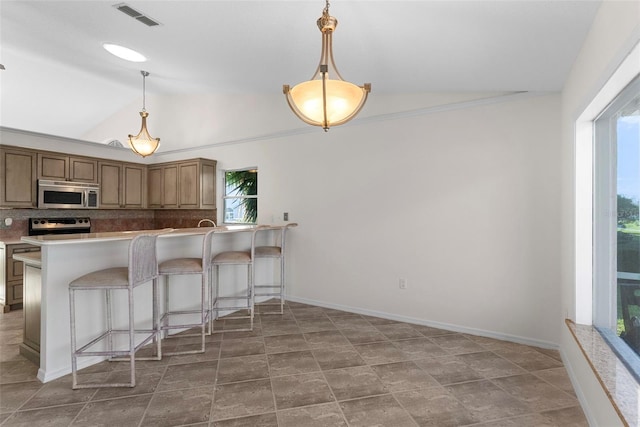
left=37, top=180, right=100, bottom=209
left=28, top=217, right=92, bottom=236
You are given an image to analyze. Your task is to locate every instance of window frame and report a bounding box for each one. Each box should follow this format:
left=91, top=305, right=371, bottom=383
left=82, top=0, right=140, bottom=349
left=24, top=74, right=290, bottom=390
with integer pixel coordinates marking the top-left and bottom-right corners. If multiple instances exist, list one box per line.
left=222, top=167, right=258, bottom=225
left=593, top=75, right=640, bottom=378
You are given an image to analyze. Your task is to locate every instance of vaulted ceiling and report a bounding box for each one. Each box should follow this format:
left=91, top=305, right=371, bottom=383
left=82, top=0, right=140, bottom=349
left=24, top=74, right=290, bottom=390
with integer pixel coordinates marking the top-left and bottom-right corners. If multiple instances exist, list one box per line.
left=0, top=1, right=601, bottom=151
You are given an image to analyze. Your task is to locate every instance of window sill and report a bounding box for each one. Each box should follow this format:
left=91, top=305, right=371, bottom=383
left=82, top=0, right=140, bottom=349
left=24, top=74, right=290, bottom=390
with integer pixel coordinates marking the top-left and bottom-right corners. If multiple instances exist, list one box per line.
left=566, top=319, right=639, bottom=425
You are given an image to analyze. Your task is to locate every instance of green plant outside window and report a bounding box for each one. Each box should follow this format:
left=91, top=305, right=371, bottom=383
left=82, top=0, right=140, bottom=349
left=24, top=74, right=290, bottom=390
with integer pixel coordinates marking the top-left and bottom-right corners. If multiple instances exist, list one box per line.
left=223, top=168, right=257, bottom=224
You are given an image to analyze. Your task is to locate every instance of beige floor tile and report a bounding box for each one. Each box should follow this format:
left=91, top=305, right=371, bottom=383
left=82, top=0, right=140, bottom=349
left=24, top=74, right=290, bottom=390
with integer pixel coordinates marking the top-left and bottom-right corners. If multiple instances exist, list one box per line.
left=354, top=341, right=411, bottom=365
left=156, top=360, right=217, bottom=391
left=277, top=402, right=347, bottom=427
left=142, top=386, right=214, bottom=426
left=311, top=346, right=366, bottom=370
left=0, top=381, right=43, bottom=412
left=324, top=365, right=388, bottom=401
left=212, top=379, right=274, bottom=421
left=394, top=387, right=477, bottom=427
left=264, top=334, right=309, bottom=354
left=217, top=354, right=269, bottom=384
left=212, top=412, right=278, bottom=426
left=267, top=350, right=320, bottom=377
left=303, top=330, right=351, bottom=348
left=370, top=361, right=439, bottom=392
left=445, top=379, right=531, bottom=422
left=271, top=372, right=335, bottom=410
left=414, top=356, right=484, bottom=385
left=2, top=403, right=85, bottom=426
left=73, top=394, right=152, bottom=427
left=491, top=373, right=579, bottom=412
left=0, top=302, right=588, bottom=427
left=339, top=394, right=417, bottom=427
left=454, top=351, right=526, bottom=379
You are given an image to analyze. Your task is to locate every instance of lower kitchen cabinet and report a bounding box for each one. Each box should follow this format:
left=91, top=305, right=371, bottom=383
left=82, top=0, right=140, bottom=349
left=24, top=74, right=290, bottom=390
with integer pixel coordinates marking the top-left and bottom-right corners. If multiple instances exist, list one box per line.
left=0, top=242, right=40, bottom=312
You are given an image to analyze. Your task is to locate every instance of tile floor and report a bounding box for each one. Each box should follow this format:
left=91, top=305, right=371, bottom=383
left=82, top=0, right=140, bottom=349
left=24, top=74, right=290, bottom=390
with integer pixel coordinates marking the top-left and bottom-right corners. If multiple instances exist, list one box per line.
left=0, top=301, right=589, bottom=426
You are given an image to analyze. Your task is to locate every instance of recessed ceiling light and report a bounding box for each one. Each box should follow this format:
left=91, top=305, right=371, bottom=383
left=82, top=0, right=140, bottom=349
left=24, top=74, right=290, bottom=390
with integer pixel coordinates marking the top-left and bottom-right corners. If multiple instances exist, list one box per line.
left=103, top=43, right=147, bottom=62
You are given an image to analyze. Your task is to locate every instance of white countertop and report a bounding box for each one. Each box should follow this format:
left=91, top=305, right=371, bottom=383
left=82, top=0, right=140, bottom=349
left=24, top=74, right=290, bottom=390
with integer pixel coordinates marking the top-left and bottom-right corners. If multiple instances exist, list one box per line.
left=20, top=224, right=294, bottom=246
left=12, top=251, right=42, bottom=267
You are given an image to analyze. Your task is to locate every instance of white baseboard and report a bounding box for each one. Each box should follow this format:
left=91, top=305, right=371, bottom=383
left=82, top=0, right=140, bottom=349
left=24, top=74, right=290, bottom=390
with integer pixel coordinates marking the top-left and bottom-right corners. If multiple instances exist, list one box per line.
left=285, top=294, right=559, bottom=350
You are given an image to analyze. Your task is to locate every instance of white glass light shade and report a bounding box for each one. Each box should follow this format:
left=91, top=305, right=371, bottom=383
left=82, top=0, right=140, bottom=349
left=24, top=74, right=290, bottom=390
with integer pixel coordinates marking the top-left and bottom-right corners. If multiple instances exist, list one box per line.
left=285, top=79, right=369, bottom=129
left=283, top=2, right=370, bottom=131
left=128, top=111, right=160, bottom=157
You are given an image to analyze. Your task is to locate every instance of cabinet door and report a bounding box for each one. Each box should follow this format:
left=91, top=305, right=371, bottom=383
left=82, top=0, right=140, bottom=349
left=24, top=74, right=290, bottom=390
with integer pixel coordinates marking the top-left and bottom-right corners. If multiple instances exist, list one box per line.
left=0, top=246, right=5, bottom=307
left=178, top=162, right=199, bottom=208
left=123, top=164, right=145, bottom=208
left=7, top=280, right=22, bottom=305
left=69, top=157, right=98, bottom=182
left=38, top=153, right=68, bottom=180
left=23, top=265, right=41, bottom=352
left=201, top=160, right=216, bottom=208
left=162, top=165, right=179, bottom=208
left=0, top=147, right=37, bottom=207
left=147, top=167, right=162, bottom=208
left=98, top=161, right=122, bottom=208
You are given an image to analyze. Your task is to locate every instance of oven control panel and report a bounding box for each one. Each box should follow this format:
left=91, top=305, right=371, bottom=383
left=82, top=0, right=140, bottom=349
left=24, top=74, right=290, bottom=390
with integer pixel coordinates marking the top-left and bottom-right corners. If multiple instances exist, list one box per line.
left=29, top=217, right=91, bottom=235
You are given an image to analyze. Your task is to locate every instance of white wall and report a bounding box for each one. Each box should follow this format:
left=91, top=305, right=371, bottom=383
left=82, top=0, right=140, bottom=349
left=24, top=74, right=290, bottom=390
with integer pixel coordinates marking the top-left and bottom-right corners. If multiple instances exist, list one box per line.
left=154, top=92, right=563, bottom=347
left=2, top=91, right=564, bottom=347
left=560, top=0, right=640, bottom=424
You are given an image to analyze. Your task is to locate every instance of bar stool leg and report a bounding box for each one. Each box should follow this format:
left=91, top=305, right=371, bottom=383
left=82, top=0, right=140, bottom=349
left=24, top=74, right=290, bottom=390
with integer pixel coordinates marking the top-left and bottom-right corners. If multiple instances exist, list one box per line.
left=69, top=289, right=78, bottom=389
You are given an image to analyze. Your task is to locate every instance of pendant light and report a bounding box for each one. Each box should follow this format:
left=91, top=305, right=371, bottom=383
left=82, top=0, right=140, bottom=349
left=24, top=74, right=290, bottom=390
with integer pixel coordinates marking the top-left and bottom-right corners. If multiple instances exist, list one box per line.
left=283, top=0, right=371, bottom=132
left=128, top=70, right=160, bottom=157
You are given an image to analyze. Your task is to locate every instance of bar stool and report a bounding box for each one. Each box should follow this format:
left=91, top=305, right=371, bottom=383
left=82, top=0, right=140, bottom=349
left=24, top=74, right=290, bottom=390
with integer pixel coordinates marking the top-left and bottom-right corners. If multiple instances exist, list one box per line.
left=210, top=228, right=259, bottom=333
left=254, top=223, right=297, bottom=314
left=157, top=229, right=215, bottom=355
left=68, top=233, right=162, bottom=389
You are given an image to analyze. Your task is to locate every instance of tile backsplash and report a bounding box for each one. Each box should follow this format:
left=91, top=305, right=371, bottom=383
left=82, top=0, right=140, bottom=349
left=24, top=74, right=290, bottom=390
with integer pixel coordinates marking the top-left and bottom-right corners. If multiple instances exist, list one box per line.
left=0, top=208, right=217, bottom=241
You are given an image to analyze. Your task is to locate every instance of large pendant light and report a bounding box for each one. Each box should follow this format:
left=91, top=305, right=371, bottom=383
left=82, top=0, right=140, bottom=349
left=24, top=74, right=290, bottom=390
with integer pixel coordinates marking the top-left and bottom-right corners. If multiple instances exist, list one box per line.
left=128, top=70, right=160, bottom=157
left=283, top=0, right=371, bottom=132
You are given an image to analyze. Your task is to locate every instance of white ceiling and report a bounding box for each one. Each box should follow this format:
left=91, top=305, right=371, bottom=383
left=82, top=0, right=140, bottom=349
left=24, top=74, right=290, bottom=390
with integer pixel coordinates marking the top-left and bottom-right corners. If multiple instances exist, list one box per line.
left=0, top=0, right=601, bottom=149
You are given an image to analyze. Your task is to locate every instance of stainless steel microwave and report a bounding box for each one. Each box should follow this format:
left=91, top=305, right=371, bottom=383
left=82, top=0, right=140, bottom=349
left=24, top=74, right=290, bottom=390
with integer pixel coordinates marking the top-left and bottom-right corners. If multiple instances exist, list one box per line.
left=37, top=179, right=100, bottom=209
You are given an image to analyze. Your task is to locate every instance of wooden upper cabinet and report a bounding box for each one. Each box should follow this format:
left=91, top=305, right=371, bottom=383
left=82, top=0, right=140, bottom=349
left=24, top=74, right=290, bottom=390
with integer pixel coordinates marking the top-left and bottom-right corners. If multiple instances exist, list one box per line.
left=123, top=164, right=145, bottom=209
left=38, top=153, right=97, bottom=183
left=0, top=146, right=37, bottom=208
left=147, top=159, right=216, bottom=209
left=147, top=164, right=178, bottom=209
left=147, top=167, right=163, bottom=208
left=98, top=161, right=146, bottom=209
left=178, top=162, right=198, bottom=208
left=162, top=164, right=179, bottom=208
left=98, top=161, right=122, bottom=209
left=1, top=144, right=215, bottom=211
left=69, top=157, right=98, bottom=182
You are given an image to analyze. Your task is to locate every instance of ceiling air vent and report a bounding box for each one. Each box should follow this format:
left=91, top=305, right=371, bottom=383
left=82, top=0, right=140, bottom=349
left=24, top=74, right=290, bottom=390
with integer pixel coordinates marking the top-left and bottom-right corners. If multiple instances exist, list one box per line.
left=113, top=3, right=161, bottom=27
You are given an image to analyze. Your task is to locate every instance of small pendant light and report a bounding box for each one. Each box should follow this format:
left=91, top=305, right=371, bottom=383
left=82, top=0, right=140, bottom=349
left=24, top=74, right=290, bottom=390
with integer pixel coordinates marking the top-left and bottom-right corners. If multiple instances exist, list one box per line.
left=128, top=70, right=160, bottom=157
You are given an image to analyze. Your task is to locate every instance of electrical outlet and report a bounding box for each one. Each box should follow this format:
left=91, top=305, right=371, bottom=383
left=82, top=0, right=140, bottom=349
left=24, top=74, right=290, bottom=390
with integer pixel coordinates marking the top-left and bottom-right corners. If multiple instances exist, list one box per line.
left=283, top=212, right=289, bottom=221
left=399, top=278, right=407, bottom=289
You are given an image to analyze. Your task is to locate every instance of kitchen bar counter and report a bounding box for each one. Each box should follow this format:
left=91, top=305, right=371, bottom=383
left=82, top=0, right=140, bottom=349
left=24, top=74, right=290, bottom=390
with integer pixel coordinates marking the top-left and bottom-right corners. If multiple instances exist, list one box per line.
left=20, top=224, right=296, bottom=382
left=20, top=225, right=260, bottom=245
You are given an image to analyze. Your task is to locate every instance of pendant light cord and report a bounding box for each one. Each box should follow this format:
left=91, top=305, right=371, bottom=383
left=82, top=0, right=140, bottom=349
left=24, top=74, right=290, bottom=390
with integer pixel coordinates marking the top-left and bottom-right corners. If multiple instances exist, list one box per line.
left=140, top=70, right=149, bottom=112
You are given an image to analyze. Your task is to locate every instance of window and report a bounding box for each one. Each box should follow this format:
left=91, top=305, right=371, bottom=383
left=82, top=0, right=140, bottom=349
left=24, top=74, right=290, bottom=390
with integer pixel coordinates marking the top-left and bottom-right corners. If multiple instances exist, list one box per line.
left=223, top=168, right=257, bottom=224
left=594, top=75, right=640, bottom=374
